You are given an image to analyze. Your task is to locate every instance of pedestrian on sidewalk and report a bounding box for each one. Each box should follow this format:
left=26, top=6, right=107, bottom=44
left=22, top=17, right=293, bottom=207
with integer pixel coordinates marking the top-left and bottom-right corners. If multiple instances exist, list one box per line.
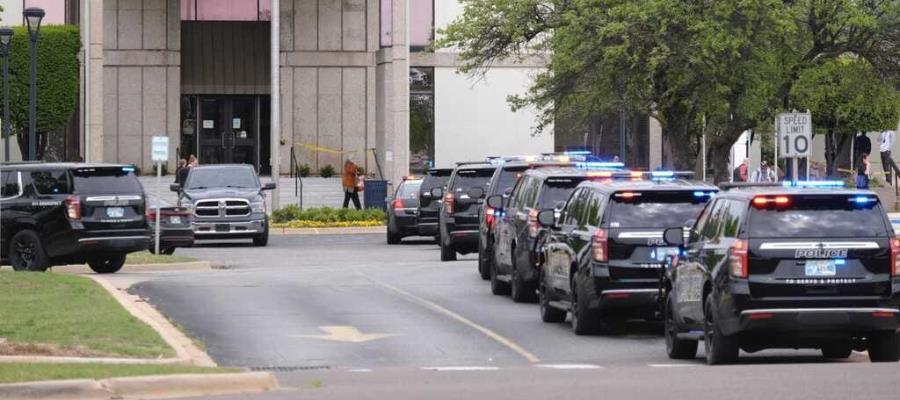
left=751, top=160, right=777, bottom=182
left=342, top=157, right=362, bottom=209
left=174, top=159, right=187, bottom=185
left=880, top=130, right=895, bottom=185
left=856, top=153, right=870, bottom=189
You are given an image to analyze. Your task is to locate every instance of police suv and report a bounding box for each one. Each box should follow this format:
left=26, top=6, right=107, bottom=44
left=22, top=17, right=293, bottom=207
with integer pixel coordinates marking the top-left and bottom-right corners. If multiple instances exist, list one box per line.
left=1, top=163, right=150, bottom=273
left=661, top=181, right=900, bottom=364
left=536, top=172, right=717, bottom=334
left=435, top=162, right=497, bottom=261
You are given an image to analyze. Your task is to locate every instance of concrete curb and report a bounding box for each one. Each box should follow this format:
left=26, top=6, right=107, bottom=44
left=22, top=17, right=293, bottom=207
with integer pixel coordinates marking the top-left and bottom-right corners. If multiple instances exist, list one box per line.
left=271, top=226, right=386, bottom=235
left=0, top=372, right=278, bottom=400
left=88, top=275, right=217, bottom=367
left=54, top=261, right=212, bottom=274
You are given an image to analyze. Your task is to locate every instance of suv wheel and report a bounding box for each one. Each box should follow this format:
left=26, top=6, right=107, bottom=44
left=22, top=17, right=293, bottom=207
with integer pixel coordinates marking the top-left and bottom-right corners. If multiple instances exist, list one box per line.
left=477, top=239, right=491, bottom=280
left=704, top=300, right=739, bottom=365
left=253, top=224, right=269, bottom=247
left=510, top=261, right=537, bottom=303
left=387, top=229, right=401, bottom=245
left=821, top=344, right=852, bottom=359
left=440, top=238, right=457, bottom=261
left=490, top=261, right=510, bottom=295
left=10, top=230, right=50, bottom=272
left=665, top=295, right=698, bottom=359
left=868, top=332, right=900, bottom=362
left=88, top=253, right=127, bottom=274
left=539, top=272, right=566, bottom=323
left=571, top=276, right=599, bottom=335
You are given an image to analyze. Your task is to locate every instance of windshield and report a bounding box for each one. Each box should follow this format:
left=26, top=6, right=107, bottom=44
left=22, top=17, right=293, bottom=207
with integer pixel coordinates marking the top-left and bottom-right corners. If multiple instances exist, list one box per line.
left=185, top=167, right=259, bottom=190
left=748, top=196, right=889, bottom=238
left=420, top=172, right=451, bottom=195
left=450, top=168, right=494, bottom=192
left=538, top=178, right=585, bottom=209
left=397, top=181, right=422, bottom=199
left=608, top=192, right=707, bottom=229
left=72, top=168, right=143, bottom=194
left=495, top=167, right=528, bottom=195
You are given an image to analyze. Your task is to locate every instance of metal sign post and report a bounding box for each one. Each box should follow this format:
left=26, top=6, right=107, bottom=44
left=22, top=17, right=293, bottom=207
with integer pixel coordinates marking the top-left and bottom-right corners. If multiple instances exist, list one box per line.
left=777, top=111, right=812, bottom=181
left=151, top=136, right=169, bottom=255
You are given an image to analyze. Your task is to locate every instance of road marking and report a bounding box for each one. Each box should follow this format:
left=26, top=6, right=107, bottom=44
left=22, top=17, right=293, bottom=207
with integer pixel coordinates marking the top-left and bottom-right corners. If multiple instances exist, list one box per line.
left=422, top=366, right=500, bottom=372
left=648, top=363, right=696, bottom=368
left=347, top=368, right=373, bottom=373
left=294, top=326, right=397, bottom=343
left=535, top=364, right=603, bottom=370
left=360, top=274, right=542, bottom=363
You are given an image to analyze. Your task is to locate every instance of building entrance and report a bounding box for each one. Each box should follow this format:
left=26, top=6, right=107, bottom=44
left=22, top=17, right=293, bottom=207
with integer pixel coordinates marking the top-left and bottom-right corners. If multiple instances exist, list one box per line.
left=180, top=95, right=270, bottom=173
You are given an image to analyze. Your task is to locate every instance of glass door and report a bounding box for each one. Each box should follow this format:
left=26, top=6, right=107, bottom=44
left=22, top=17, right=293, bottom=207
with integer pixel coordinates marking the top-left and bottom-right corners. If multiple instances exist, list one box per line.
left=196, top=97, right=259, bottom=169
left=198, top=98, right=227, bottom=164
left=230, top=98, right=257, bottom=167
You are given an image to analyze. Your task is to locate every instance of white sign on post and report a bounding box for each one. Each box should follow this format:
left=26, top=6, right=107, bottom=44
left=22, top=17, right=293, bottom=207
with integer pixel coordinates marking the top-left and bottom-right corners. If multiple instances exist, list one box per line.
left=777, top=112, right=812, bottom=158
left=151, top=136, right=169, bottom=162
left=150, top=136, right=169, bottom=255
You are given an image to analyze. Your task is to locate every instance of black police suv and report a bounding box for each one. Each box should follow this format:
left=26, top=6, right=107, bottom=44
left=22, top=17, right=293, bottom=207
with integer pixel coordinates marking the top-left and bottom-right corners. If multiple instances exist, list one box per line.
left=487, top=167, right=591, bottom=302
left=416, top=168, right=452, bottom=239
left=536, top=177, right=716, bottom=334
left=387, top=177, right=423, bottom=244
left=478, top=160, right=574, bottom=280
left=661, top=182, right=900, bottom=364
left=436, top=162, right=497, bottom=261
left=1, top=163, right=150, bottom=273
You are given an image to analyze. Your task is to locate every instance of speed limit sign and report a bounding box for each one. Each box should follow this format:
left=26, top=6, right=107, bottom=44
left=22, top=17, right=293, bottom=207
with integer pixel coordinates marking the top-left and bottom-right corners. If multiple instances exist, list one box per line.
left=777, top=112, right=812, bottom=158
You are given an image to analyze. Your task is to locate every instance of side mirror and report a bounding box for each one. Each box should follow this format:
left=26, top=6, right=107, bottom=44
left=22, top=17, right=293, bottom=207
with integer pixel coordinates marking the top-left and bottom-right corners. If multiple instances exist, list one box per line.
left=683, top=219, right=695, bottom=229
left=504, top=187, right=514, bottom=196
left=537, top=209, right=557, bottom=228
left=467, top=187, right=485, bottom=199
left=430, top=187, right=444, bottom=198
left=554, top=201, right=566, bottom=210
left=169, top=183, right=181, bottom=192
left=486, top=195, right=504, bottom=209
left=663, top=228, right=685, bottom=246
left=262, top=182, right=276, bottom=191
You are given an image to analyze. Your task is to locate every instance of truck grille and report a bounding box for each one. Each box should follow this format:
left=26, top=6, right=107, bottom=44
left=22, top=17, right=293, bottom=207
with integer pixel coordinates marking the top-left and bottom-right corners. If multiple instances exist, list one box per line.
left=194, top=199, right=251, bottom=218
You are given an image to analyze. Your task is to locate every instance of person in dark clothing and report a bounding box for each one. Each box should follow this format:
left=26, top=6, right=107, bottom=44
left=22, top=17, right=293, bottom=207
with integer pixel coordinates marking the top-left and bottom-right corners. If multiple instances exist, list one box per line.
left=341, top=158, right=362, bottom=209
left=856, top=153, right=870, bottom=189
left=854, top=132, right=872, bottom=169
left=174, top=159, right=187, bottom=185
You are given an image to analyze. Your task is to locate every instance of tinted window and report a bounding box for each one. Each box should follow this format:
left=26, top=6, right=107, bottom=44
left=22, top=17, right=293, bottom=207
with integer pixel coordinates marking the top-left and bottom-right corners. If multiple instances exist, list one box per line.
left=690, top=202, right=714, bottom=243
left=72, top=168, right=143, bottom=194
left=538, top=178, right=585, bottom=209
left=495, top=167, right=527, bottom=195
left=31, top=170, right=72, bottom=195
left=186, top=167, right=259, bottom=190
left=720, top=200, right=746, bottom=238
left=421, top=171, right=451, bottom=194
left=1, top=172, right=19, bottom=198
left=608, top=191, right=707, bottom=229
left=450, top=168, right=494, bottom=192
left=747, top=195, right=889, bottom=238
left=397, top=180, right=422, bottom=198
left=563, top=188, right=588, bottom=226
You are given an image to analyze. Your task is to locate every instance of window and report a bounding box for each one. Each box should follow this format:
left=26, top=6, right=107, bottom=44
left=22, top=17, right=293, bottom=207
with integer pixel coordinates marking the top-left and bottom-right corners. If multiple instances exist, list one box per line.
left=699, top=200, right=725, bottom=242
left=31, top=170, right=71, bottom=195
left=181, top=0, right=272, bottom=21
left=721, top=200, right=746, bottom=238
left=380, top=0, right=393, bottom=47
left=410, top=0, right=434, bottom=50
left=747, top=195, right=890, bottom=238
left=690, top=202, right=713, bottom=243
left=410, top=67, right=434, bottom=174
left=585, top=192, right=602, bottom=227
left=563, top=189, right=587, bottom=226
left=1, top=172, right=21, bottom=199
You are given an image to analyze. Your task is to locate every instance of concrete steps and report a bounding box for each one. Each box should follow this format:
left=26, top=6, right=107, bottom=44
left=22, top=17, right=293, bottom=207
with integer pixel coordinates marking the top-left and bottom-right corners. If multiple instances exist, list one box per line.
left=872, top=185, right=899, bottom=212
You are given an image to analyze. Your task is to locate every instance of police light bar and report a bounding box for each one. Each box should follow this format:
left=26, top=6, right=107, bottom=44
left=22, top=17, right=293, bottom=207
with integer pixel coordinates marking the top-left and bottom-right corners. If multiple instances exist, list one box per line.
left=782, top=180, right=845, bottom=188
left=693, top=191, right=715, bottom=198
left=562, top=150, right=592, bottom=156
left=121, top=166, right=136, bottom=172
left=849, top=196, right=877, bottom=204
left=575, top=161, right=626, bottom=169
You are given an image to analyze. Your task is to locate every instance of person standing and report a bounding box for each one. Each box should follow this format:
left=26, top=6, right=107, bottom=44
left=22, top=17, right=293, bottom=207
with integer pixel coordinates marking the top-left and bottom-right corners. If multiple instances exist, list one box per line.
left=880, top=130, right=895, bottom=185
left=854, top=132, right=872, bottom=168
left=174, top=159, right=187, bottom=186
left=751, top=160, right=776, bottom=182
left=856, top=153, right=870, bottom=189
left=342, top=158, right=361, bottom=209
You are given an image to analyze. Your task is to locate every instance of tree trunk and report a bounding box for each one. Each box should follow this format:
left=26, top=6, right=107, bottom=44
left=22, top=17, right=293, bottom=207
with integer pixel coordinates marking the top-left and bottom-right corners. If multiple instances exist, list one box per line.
left=16, top=131, right=49, bottom=161
left=708, top=138, right=733, bottom=183
left=824, top=128, right=836, bottom=177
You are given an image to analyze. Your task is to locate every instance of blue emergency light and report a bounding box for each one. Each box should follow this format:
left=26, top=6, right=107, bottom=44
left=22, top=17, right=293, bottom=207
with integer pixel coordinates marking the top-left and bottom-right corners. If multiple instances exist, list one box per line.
left=849, top=196, right=876, bottom=204
left=564, top=150, right=592, bottom=156
left=693, top=191, right=715, bottom=198
left=651, top=171, right=675, bottom=178
left=122, top=166, right=135, bottom=172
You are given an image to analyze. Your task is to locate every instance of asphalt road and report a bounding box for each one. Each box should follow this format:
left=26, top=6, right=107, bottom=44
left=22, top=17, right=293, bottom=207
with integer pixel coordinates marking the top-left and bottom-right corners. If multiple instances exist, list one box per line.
left=127, top=233, right=897, bottom=400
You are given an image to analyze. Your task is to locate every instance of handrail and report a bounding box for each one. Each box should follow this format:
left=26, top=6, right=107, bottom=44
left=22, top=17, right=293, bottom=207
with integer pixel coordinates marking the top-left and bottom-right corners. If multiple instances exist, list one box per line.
left=890, top=160, right=900, bottom=197
left=289, top=146, right=303, bottom=208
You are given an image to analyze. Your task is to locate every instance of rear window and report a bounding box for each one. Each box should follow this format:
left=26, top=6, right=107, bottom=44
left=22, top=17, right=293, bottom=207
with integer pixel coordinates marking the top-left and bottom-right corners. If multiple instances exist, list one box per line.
left=538, top=178, right=585, bottom=209
left=747, top=195, right=889, bottom=238
left=450, top=168, right=495, bottom=192
left=420, top=172, right=451, bottom=194
left=608, top=191, right=707, bottom=229
left=397, top=180, right=422, bottom=198
left=31, top=170, right=72, bottom=195
left=72, top=168, right=143, bottom=194
left=495, top=167, right=528, bottom=195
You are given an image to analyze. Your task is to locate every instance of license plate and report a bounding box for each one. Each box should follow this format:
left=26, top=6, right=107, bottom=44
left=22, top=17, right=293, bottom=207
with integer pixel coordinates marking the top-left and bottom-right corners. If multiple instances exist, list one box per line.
left=652, top=247, right=680, bottom=262
left=106, top=207, right=125, bottom=218
left=805, top=260, right=837, bottom=277
left=215, top=224, right=230, bottom=232
left=169, top=216, right=182, bottom=225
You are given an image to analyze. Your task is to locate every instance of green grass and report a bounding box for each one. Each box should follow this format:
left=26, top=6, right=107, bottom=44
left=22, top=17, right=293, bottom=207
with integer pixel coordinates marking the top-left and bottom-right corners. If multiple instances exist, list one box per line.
left=0, top=272, right=174, bottom=358
left=0, top=363, right=240, bottom=384
left=125, top=251, right=197, bottom=265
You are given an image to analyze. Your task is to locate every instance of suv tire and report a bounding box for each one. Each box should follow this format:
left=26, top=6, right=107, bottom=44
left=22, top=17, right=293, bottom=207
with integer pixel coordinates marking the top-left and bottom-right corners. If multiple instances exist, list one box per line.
left=665, top=296, right=698, bottom=359
left=571, top=276, right=599, bottom=335
left=868, top=332, right=900, bottom=362
left=477, top=240, right=491, bottom=280
left=253, top=224, right=269, bottom=247
left=88, top=253, right=126, bottom=274
left=539, top=273, right=566, bottom=323
left=510, top=262, right=537, bottom=303
left=440, top=239, right=457, bottom=261
left=821, top=344, right=852, bottom=359
left=704, top=301, right=739, bottom=365
left=10, top=230, right=51, bottom=272
left=490, top=262, right=510, bottom=295
left=387, top=230, right=401, bottom=245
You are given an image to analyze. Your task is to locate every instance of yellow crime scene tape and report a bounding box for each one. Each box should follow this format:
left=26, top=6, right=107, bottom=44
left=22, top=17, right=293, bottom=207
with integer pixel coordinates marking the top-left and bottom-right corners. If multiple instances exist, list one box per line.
left=296, top=142, right=359, bottom=155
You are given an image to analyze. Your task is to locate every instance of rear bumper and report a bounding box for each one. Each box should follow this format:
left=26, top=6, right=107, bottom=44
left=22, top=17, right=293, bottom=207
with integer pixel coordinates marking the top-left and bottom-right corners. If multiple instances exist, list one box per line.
left=76, top=232, right=151, bottom=254
left=390, top=213, right=419, bottom=235
left=583, top=262, right=660, bottom=313
left=154, top=228, right=194, bottom=248
left=725, top=308, right=900, bottom=336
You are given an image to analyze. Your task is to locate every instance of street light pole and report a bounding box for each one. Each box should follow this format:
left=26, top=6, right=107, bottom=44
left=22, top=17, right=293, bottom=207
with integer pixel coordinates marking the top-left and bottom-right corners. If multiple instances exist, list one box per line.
left=24, top=8, right=45, bottom=162
left=0, top=28, right=13, bottom=162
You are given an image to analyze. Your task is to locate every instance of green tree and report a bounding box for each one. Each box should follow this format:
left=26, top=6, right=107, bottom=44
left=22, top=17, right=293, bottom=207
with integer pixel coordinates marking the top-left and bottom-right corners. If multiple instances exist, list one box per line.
left=0, top=25, right=81, bottom=160
left=791, top=57, right=900, bottom=176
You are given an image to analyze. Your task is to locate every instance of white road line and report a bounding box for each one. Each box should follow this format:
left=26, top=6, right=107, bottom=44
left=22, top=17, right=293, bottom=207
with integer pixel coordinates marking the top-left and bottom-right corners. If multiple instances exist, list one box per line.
left=422, top=366, right=500, bottom=372
left=535, top=364, right=603, bottom=370
left=648, top=363, right=697, bottom=368
left=347, top=368, right=373, bottom=373
left=359, top=273, right=542, bottom=363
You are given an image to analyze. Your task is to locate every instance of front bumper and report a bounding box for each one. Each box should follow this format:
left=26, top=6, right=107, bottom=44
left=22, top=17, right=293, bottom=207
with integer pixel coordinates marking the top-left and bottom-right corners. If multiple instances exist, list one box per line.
left=192, top=216, right=266, bottom=239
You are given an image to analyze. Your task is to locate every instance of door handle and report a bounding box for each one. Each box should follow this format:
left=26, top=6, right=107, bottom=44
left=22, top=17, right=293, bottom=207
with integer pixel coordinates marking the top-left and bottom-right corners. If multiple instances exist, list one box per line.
left=221, top=132, right=226, bottom=149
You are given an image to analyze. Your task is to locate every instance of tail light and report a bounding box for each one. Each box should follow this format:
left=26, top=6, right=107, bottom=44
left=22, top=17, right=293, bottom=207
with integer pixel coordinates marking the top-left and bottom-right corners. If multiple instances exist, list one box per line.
left=891, top=239, right=900, bottom=277
left=528, top=209, right=539, bottom=237
left=592, top=228, right=608, bottom=262
left=146, top=210, right=157, bottom=222
left=393, top=198, right=404, bottom=210
left=485, top=207, right=496, bottom=228
left=444, top=192, right=455, bottom=214
left=65, top=196, right=81, bottom=220
left=729, top=239, right=748, bottom=278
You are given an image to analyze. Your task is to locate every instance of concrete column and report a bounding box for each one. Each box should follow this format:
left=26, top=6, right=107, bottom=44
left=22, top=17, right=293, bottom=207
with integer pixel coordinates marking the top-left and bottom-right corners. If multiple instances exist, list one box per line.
left=383, top=0, right=409, bottom=189
left=271, top=0, right=281, bottom=208
left=649, top=116, right=662, bottom=169
left=83, top=0, right=105, bottom=162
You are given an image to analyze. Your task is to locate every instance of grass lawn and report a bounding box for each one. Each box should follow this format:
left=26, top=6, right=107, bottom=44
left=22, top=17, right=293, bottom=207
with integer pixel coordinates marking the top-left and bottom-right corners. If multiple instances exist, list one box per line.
left=0, top=363, right=240, bottom=384
left=0, top=272, right=174, bottom=358
left=126, top=251, right=197, bottom=265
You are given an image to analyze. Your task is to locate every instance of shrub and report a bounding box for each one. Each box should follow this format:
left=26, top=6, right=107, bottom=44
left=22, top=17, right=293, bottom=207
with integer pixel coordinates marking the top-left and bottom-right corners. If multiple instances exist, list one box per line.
left=270, top=206, right=385, bottom=224
left=320, top=165, right=336, bottom=178
left=297, top=164, right=311, bottom=177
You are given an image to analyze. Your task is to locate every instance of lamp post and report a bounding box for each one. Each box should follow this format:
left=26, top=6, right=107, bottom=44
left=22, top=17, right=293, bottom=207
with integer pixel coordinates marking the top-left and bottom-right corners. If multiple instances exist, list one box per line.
left=0, top=28, right=13, bottom=162
left=24, top=7, right=45, bottom=162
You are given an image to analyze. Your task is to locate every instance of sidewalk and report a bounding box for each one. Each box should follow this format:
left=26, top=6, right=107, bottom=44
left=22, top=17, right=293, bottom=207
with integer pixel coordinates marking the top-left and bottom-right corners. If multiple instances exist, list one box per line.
left=139, top=176, right=346, bottom=210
